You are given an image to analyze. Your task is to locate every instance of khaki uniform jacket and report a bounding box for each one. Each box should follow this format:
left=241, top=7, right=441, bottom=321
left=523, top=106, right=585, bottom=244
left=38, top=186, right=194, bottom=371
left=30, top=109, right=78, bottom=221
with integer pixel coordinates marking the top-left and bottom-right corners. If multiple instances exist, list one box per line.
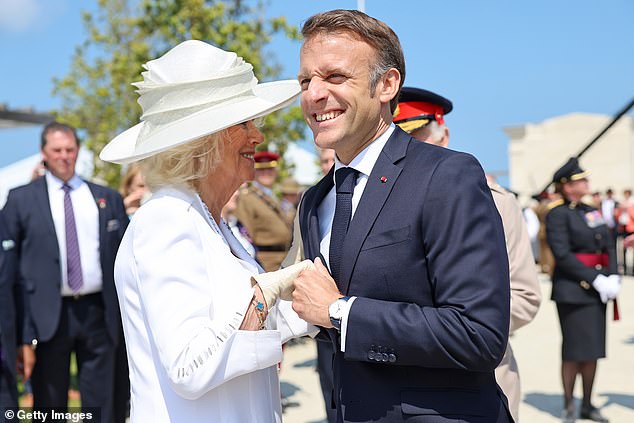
left=235, top=184, right=294, bottom=272
left=490, top=182, right=542, bottom=423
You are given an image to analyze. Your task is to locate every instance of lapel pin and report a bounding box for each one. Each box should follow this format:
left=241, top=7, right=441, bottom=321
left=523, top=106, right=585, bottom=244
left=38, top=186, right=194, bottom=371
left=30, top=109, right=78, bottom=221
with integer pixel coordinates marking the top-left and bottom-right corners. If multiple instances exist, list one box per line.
left=97, top=198, right=107, bottom=209
left=380, top=176, right=388, bottom=183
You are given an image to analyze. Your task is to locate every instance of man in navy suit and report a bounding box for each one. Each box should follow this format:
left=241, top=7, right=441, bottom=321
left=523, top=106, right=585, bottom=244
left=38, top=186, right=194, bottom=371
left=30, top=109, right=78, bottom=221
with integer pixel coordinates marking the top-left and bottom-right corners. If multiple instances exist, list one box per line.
left=291, top=10, right=513, bottom=422
left=3, top=122, right=128, bottom=422
left=0, top=210, right=19, bottom=418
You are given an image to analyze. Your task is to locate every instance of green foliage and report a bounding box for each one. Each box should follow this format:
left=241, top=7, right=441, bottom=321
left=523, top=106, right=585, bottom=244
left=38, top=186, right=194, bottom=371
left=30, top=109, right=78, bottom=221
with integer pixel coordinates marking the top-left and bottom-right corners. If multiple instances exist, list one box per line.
left=53, top=0, right=303, bottom=188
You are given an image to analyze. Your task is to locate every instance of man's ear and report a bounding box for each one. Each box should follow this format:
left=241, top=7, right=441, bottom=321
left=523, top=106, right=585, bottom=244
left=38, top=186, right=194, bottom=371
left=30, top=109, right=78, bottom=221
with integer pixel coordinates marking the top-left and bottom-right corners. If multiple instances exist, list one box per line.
left=378, top=68, right=401, bottom=104
left=439, top=126, right=450, bottom=148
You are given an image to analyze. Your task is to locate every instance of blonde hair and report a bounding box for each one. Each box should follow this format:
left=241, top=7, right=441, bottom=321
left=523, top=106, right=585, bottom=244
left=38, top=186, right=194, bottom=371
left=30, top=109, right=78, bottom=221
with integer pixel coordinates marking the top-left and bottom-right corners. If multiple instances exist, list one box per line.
left=139, top=130, right=227, bottom=192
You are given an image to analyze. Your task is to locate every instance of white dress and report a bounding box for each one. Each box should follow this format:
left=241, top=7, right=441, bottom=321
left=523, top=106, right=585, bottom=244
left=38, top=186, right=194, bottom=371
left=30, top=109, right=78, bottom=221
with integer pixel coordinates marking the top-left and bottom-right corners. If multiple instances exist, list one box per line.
left=114, top=186, right=315, bottom=422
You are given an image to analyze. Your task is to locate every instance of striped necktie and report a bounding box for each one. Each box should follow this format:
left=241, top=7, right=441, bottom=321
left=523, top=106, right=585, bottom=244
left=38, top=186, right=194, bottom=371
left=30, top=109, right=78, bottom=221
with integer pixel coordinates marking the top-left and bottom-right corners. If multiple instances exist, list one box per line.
left=62, top=184, right=84, bottom=292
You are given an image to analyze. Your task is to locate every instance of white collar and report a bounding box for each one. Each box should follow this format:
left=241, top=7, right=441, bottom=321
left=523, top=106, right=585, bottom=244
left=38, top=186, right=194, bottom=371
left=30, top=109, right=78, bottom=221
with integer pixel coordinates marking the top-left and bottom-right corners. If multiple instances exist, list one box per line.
left=333, top=124, right=395, bottom=181
left=46, top=171, right=83, bottom=190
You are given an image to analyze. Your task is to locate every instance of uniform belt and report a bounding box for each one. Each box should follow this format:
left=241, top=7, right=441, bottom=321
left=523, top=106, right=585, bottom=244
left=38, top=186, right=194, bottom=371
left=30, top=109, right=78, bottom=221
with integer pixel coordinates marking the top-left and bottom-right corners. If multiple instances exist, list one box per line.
left=575, top=253, right=619, bottom=321
left=255, top=244, right=288, bottom=252
left=575, top=253, right=609, bottom=269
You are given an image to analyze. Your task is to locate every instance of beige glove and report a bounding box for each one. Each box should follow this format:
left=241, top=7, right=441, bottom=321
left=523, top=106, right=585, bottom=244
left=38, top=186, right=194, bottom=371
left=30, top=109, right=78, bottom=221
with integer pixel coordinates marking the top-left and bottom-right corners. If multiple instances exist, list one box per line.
left=251, top=260, right=315, bottom=309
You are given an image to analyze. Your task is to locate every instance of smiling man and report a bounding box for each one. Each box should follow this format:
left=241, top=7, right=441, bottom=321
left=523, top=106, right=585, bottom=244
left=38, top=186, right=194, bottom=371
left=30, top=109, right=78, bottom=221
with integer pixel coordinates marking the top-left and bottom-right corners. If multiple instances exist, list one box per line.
left=3, top=122, right=129, bottom=422
left=290, top=9, right=514, bottom=422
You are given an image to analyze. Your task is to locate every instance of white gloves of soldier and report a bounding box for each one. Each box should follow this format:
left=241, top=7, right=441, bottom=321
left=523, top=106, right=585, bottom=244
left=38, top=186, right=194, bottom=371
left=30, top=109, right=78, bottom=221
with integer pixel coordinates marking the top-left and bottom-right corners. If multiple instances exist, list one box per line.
left=251, top=260, right=315, bottom=310
left=608, top=274, right=621, bottom=298
left=591, top=274, right=621, bottom=304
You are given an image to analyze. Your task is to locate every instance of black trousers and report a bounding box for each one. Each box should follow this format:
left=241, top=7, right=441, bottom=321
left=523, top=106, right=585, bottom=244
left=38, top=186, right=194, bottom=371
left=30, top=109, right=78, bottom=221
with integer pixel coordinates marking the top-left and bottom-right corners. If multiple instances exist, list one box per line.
left=317, top=339, right=337, bottom=423
left=0, top=354, right=18, bottom=423
left=31, top=294, right=115, bottom=423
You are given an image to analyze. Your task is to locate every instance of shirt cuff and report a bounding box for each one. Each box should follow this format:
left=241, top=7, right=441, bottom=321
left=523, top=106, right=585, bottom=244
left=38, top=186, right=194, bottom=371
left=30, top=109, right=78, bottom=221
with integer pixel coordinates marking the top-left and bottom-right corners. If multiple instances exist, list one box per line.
left=339, top=296, right=357, bottom=352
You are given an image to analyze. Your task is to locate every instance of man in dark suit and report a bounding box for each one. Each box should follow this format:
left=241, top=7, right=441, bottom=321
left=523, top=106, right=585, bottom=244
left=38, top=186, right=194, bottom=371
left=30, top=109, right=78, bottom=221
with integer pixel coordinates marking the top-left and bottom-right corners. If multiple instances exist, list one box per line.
left=0, top=210, right=19, bottom=418
left=291, top=10, right=513, bottom=422
left=3, top=122, right=128, bottom=422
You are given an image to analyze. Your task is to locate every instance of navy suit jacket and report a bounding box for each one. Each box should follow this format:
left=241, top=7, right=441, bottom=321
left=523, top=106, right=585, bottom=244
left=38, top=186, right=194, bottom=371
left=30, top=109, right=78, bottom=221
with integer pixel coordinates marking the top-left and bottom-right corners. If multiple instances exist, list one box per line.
left=2, top=176, right=128, bottom=345
left=299, top=128, right=512, bottom=422
left=0, top=210, right=18, bottom=398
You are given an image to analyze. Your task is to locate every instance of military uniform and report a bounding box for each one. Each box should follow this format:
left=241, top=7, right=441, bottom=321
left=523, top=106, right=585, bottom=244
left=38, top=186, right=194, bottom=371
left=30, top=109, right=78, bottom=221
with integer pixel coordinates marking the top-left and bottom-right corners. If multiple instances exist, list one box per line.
left=236, top=151, right=293, bottom=272
left=489, top=182, right=541, bottom=423
left=547, top=199, right=617, bottom=306
left=394, top=88, right=540, bottom=423
left=546, top=158, right=617, bottom=423
left=536, top=198, right=556, bottom=275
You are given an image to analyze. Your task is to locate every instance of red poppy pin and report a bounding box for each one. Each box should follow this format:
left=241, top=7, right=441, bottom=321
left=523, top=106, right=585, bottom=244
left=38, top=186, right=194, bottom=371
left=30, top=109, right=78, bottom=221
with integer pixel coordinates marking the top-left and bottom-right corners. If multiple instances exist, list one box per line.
left=380, top=176, right=388, bottom=183
left=97, top=198, right=107, bottom=209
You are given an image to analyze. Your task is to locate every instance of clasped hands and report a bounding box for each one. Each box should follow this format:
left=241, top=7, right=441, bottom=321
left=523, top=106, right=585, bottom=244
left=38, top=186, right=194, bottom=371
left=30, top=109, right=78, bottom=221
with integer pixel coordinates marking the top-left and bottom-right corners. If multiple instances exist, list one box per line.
left=251, top=257, right=342, bottom=327
left=591, top=274, right=621, bottom=304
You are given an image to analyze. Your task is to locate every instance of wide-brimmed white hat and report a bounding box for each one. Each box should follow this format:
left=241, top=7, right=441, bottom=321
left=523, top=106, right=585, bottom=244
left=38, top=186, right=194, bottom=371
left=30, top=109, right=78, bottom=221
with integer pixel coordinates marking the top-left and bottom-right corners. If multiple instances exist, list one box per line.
left=100, top=40, right=300, bottom=164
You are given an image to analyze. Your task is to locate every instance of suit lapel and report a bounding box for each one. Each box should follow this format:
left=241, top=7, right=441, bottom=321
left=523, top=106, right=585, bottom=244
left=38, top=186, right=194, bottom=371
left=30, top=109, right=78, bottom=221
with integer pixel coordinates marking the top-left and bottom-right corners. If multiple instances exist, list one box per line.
left=32, top=177, right=57, bottom=239
left=301, top=168, right=334, bottom=261
left=86, top=182, right=105, bottom=253
left=339, top=129, right=410, bottom=294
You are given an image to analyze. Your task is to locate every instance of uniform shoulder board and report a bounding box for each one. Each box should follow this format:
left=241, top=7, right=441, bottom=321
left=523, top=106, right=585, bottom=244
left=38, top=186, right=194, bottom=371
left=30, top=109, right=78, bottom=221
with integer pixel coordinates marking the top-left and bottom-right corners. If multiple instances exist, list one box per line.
left=547, top=198, right=564, bottom=210
left=488, top=182, right=507, bottom=195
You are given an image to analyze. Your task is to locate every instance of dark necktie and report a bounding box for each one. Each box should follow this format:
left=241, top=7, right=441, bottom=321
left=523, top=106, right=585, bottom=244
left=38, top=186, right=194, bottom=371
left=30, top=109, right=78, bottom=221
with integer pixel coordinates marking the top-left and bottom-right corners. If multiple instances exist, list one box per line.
left=329, top=167, right=358, bottom=284
left=63, top=184, right=84, bottom=293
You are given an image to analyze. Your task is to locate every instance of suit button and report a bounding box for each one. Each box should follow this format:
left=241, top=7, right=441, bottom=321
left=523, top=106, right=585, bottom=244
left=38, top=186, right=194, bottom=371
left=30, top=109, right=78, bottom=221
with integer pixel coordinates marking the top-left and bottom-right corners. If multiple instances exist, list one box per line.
left=368, top=351, right=375, bottom=360
left=595, top=234, right=602, bottom=240
left=388, top=353, right=397, bottom=363
left=580, top=281, right=591, bottom=290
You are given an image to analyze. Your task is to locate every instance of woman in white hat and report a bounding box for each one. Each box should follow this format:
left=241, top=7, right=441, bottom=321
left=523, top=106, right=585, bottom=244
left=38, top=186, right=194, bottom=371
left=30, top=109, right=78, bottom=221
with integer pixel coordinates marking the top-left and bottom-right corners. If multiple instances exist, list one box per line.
left=100, top=40, right=316, bottom=422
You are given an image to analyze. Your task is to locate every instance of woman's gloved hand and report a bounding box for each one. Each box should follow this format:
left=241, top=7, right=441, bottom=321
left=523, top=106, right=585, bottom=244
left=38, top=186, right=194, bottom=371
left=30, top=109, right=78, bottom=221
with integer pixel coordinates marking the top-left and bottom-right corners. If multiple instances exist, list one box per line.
left=251, top=260, right=315, bottom=309
left=592, top=274, right=619, bottom=303
left=606, top=274, right=621, bottom=300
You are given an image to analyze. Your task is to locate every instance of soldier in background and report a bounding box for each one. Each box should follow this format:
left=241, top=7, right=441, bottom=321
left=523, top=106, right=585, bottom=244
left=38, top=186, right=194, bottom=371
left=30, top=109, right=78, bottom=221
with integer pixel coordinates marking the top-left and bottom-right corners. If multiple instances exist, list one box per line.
left=318, top=147, right=335, bottom=175
left=394, top=87, right=541, bottom=423
left=235, top=151, right=293, bottom=272
left=535, top=191, right=560, bottom=275
left=546, top=158, right=618, bottom=423
left=280, top=177, right=303, bottom=211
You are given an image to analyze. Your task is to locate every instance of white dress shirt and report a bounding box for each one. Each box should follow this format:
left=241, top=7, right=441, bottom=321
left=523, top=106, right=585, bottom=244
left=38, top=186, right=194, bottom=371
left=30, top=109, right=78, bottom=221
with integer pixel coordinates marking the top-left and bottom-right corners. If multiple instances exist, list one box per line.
left=46, top=172, right=102, bottom=296
left=317, top=125, right=395, bottom=350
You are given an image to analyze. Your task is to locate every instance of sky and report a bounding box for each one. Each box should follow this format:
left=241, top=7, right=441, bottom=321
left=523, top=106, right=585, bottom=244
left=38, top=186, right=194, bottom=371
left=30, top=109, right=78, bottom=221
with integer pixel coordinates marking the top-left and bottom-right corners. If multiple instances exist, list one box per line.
left=1, top=0, right=633, bottom=187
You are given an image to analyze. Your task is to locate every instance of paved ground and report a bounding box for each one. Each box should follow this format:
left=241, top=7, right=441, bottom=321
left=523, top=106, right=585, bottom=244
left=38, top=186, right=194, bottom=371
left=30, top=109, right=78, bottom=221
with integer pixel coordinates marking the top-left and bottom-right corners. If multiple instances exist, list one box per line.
left=279, top=273, right=634, bottom=422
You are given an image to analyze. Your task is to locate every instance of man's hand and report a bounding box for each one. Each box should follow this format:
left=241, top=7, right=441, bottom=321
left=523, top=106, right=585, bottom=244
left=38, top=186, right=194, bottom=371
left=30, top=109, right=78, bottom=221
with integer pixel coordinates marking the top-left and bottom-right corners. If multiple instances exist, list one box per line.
left=624, top=234, right=634, bottom=249
left=292, top=257, right=342, bottom=327
left=251, top=259, right=315, bottom=309
left=17, top=344, right=36, bottom=380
